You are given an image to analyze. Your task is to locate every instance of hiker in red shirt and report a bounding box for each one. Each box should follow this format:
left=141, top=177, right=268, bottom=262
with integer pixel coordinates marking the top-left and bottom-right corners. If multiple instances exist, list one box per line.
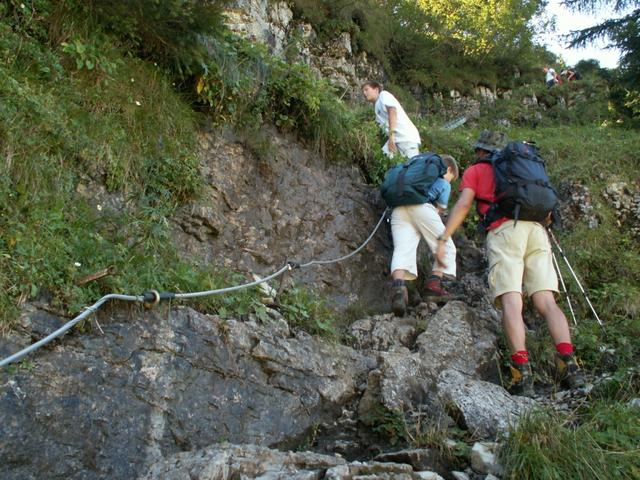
left=435, top=131, right=585, bottom=396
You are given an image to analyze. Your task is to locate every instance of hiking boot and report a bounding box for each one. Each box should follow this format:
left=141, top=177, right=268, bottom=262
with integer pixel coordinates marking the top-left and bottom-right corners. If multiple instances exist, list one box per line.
left=424, top=275, right=450, bottom=297
left=391, top=285, right=408, bottom=317
left=509, top=363, right=535, bottom=397
left=557, top=354, right=586, bottom=389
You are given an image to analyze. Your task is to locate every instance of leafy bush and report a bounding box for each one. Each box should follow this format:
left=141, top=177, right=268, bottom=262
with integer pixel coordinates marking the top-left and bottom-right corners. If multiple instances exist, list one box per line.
left=278, top=286, right=338, bottom=339
left=196, top=35, right=385, bottom=172
left=289, top=0, right=551, bottom=95
left=56, top=0, right=228, bottom=75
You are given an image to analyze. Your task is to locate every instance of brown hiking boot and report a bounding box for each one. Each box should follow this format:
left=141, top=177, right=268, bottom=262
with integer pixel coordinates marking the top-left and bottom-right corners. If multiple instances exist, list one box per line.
left=425, top=275, right=450, bottom=297
left=557, top=354, right=586, bottom=389
left=509, top=363, right=534, bottom=397
left=391, top=285, right=408, bottom=317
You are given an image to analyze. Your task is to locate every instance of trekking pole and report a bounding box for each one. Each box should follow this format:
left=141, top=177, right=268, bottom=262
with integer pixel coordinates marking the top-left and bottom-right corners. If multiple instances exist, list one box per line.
left=547, top=229, right=604, bottom=328
left=552, top=250, right=577, bottom=325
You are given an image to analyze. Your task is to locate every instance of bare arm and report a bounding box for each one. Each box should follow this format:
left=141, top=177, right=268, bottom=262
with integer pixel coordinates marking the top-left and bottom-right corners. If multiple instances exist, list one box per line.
left=436, top=188, right=476, bottom=266
left=387, top=106, right=398, bottom=152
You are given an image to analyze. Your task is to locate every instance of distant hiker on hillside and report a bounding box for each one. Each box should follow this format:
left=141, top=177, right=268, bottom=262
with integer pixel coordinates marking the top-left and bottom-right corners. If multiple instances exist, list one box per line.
left=561, top=68, right=580, bottom=82
left=544, top=66, right=558, bottom=87
left=362, top=81, right=421, bottom=159
left=387, top=154, right=459, bottom=316
left=435, top=131, right=585, bottom=396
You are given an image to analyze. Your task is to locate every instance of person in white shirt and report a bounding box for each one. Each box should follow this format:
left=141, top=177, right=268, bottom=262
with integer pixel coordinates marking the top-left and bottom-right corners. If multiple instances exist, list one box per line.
left=362, top=81, right=421, bottom=159
left=544, top=66, right=558, bottom=87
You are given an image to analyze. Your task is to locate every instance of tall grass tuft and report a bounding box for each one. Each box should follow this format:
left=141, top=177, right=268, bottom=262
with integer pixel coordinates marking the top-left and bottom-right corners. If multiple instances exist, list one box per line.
left=500, top=405, right=640, bottom=479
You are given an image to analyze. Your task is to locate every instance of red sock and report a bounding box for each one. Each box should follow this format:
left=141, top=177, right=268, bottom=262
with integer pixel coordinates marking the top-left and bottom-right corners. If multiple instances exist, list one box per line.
left=556, top=342, right=574, bottom=356
left=511, top=350, right=529, bottom=365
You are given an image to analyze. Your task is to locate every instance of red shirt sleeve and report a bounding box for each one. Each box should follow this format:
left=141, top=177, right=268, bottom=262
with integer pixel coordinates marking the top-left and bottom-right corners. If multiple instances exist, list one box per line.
left=460, top=165, right=480, bottom=194
left=459, top=163, right=509, bottom=230
left=459, top=163, right=494, bottom=218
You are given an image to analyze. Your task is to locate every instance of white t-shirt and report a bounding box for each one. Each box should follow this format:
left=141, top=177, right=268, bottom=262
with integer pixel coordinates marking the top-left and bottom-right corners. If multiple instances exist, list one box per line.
left=545, top=68, right=557, bottom=83
left=374, top=91, right=421, bottom=145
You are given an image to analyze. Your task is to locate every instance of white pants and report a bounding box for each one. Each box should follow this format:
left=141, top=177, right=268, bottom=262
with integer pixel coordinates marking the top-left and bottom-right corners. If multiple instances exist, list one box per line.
left=383, top=140, right=420, bottom=159
left=390, top=203, right=457, bottom=280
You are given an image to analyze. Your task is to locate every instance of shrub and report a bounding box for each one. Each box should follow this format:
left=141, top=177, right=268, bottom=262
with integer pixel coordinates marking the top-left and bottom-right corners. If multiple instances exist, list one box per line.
left=57, top=0, right=229, bottom=76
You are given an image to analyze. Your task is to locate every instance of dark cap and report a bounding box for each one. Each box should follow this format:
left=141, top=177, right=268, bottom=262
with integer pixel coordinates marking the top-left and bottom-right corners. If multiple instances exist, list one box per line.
left=474, top=130, right=506, bottom=153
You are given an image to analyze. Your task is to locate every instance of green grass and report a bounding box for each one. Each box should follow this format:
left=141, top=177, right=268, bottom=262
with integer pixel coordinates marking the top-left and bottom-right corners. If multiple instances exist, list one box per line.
left=500, top=403, right=640, bottom=479
left=0, top=4, right=379, bottom=339
left=0, top=9, right=256, bottom=330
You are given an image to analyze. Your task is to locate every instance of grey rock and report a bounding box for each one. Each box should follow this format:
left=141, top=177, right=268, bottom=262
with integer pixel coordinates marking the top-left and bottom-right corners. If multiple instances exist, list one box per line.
left=414, top=472, right=445, bottom=480
left=140, top=443, right=344, bottom=480
left=558, top=181, right=599, bottom=229
left=325, top=464, right=351, bottom=479
left=224, top=0, right=293, bottom=54
left=0, top=307, right=372, bottom=479
left=451, top=471, right=470, bottom=480
left=173, top=129, right=390, bottom=313
left=222, top=1, right=385, bottom=97
left=358, top=302, right=502, bottom=422
left=473, top=86, right=496, bottom=103
left=375, top=448, right=446, bottom=475
left=349, top=315, right=421, bottom=351
left=416, top=301, right=498, bottom=378
left=358, top=350, right=430, bottom=418
left=437, top=369, right=536, bottom=438
left=602, top=181, right=640, bottom=239
left=628, top=398, right=640, bottom=409
left=18, top=309, right=66, bottom=339
left=470, top=442, right=501, bottom=475
left=349, top=460, right=413, bottom=475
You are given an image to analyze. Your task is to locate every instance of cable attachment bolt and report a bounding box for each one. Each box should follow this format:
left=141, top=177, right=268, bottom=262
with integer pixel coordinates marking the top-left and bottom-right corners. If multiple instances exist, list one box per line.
left=286, top=261, right=301, bottom=270
left=142, top=290, right=161, bottom=309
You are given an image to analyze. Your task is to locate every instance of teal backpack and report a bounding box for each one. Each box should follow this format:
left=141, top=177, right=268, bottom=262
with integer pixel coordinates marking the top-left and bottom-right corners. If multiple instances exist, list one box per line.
left=380, top=153, right=447, bottom=207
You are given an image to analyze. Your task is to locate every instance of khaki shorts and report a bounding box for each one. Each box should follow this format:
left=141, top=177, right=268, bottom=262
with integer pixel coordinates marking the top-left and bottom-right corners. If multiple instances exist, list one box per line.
left=486, top=220, right=558, bottom=306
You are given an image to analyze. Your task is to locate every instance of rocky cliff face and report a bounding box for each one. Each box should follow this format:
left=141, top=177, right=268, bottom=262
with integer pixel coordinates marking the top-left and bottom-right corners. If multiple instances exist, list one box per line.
left=1, top=87, right=604, bottom=480
left=3, top=121, right=585, bottom=479
left=174, top=127, right=390, bottom=311
left=224, top=0, right=385, bottom=100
